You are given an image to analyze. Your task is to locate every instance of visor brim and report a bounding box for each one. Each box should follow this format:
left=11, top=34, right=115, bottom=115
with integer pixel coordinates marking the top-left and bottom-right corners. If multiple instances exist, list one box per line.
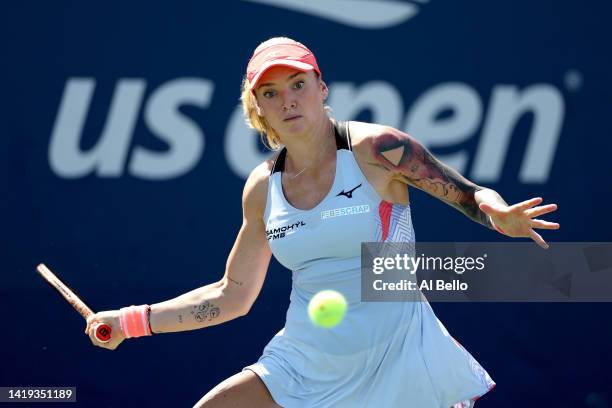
left=249, top=60, right=317, bottom=90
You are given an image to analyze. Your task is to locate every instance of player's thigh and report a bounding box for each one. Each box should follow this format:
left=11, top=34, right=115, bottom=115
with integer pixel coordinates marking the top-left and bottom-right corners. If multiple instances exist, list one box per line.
left=193, top=370, right=280, bottom=408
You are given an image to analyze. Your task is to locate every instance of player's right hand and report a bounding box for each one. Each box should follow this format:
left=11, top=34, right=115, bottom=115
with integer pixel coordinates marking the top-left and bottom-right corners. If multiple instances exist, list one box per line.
left=85, top=311, right=125, bottom=350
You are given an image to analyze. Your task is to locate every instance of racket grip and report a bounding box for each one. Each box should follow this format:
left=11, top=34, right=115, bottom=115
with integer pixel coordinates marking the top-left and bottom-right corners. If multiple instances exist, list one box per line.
left=93, top=323, right=112, bottom=343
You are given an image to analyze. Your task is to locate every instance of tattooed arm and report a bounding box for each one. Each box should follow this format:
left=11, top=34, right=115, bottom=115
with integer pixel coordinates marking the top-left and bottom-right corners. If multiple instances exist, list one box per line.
left=149, top=161, right=273, bottom=333
left=367, top=127, right=503, bottom=229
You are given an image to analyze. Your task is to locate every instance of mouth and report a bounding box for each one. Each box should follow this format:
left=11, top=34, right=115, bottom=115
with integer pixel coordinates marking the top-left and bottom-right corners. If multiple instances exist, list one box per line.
left=283, top=115, right=302, bottom=122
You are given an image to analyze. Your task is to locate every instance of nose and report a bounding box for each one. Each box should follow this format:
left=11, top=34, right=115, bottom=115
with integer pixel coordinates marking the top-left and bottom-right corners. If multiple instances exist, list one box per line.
left=281, top=92, right=297, bottom=111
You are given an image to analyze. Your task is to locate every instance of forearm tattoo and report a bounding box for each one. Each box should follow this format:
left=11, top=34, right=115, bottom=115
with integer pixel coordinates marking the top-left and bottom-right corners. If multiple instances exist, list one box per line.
left=227, top=277, right=243, bottom=286
left=369, top=131, right=492, bottom=228
left=191, top=301, right=221, bottom=323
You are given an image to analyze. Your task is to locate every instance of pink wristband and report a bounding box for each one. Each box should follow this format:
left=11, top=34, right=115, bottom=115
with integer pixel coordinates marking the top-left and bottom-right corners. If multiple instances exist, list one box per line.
left=119, top=305, right=152, bottom=338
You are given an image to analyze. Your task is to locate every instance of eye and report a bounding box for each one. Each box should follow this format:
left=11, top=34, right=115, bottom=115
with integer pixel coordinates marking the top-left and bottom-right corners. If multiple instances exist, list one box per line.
left=294, top=80, right=305, bottom=89
left=262, top=89, right=276, bottom=98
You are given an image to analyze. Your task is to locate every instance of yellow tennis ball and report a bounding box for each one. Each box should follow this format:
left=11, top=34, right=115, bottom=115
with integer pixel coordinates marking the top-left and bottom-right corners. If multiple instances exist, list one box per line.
left=308, top=290, right=347, bottom=328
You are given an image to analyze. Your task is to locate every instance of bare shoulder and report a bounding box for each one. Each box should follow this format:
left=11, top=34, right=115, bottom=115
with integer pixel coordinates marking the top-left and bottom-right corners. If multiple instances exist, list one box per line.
left=347, top=121, right=409, bottom=161
left=242, top=155, right=276, bottom=220
left=343, top=121, right=414, bottom=204
left=347, top=120, right=390, bottom=145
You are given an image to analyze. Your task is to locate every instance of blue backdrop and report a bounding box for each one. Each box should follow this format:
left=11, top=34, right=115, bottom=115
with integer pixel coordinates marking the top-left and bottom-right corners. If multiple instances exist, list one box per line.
left=2, top=1, right=611, bottom=406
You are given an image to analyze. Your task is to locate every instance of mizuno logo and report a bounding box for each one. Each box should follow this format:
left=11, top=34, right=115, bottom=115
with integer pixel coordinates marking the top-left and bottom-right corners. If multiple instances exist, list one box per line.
left=241, top=0, right=426, bottom=29
left=337, top=183, right=362, bottom=199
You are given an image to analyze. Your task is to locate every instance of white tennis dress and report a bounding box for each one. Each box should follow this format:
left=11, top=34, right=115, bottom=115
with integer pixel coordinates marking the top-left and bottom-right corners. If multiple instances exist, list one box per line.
left=243, top=121, right=495, bottom=407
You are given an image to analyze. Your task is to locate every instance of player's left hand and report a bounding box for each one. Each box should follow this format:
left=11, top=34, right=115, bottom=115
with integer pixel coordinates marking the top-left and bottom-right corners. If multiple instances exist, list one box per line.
left=479, top=197, right=559, bottom=249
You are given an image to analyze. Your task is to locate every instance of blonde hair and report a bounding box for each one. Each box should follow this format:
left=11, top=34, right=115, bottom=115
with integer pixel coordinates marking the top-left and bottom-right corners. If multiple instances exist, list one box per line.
left=240, top=77, right=282, bottom=150
left=240, top=72, right=331, bottom=151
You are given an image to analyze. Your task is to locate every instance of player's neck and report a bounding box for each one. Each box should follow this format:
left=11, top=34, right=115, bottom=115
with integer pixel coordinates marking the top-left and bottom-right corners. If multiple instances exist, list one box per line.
left=283, top=118, right=335, bottom=178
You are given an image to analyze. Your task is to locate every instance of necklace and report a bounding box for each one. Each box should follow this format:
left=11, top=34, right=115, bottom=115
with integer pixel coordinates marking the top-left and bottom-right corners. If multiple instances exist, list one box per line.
left=286, top=122, right=334, bottom=180
left=289, top=166, right=309, bottom=180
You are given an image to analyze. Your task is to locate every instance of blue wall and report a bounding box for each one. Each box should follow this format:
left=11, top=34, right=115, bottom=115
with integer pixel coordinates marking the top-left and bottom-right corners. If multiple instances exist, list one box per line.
left=2, top=1, right=611, bottom=406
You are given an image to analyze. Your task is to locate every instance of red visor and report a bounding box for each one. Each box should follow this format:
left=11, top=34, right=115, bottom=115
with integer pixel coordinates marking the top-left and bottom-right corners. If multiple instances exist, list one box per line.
left=246, top=39, right=321, bottom=90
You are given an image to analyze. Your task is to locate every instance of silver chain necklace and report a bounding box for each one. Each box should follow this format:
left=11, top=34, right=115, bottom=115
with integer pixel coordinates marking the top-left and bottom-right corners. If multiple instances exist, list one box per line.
left=286, top=124, right=334, bottom=180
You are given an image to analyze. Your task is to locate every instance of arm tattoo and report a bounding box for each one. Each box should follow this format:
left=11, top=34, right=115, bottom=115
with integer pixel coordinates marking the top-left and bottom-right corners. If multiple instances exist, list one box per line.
left=191, top=301, right=221, bottom=323
left=227, top=277, right=243, bottom=286
left=369, top=131, right=492, bottom=228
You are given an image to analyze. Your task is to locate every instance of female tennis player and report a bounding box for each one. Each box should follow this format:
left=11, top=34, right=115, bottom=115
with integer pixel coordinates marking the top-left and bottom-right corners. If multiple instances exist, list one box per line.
left=86, top=37, right=559, bottom=407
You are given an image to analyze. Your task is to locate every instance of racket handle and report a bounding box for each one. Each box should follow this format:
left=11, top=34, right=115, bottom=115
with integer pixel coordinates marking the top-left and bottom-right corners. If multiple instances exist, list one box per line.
left=93, top=323, right=112, bottom=343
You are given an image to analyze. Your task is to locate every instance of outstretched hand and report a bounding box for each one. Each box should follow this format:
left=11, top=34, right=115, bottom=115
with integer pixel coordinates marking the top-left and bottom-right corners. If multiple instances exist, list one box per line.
left=479, top=197, right=559, bottom=249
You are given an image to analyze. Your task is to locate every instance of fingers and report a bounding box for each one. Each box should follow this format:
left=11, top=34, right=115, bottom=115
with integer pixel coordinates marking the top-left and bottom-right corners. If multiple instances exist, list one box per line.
left=512, top=197, right=543, bottom=211
left=85, top=312, right=119, bottom=350
left=525, top=203, right=558, bottom=218
left=85, top=315, right=94, bottom=335
left=88, top=323, right=103, bottom=346
left=88, top=323, right=118, bottom=350
left=530, top=219, right=560, bottom=230
left=529, top=229, right=549, bottom=249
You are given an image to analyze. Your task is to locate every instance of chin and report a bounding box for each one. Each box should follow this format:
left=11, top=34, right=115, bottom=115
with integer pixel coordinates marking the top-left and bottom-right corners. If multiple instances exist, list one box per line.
left=283, top=120, right=308, bottom=135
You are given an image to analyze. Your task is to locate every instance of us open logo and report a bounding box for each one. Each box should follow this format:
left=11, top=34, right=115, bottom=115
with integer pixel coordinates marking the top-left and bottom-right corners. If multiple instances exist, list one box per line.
left=241, top=0, right=428, bottom=29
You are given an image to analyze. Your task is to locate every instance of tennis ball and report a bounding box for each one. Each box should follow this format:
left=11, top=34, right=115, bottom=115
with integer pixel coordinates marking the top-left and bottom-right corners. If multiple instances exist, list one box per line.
left=308, top=290, right=347, bottom=328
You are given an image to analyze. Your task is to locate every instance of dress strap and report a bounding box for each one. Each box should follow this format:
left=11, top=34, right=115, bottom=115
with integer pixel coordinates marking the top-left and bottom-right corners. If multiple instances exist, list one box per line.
left=269, top=119, right=351, bottom=175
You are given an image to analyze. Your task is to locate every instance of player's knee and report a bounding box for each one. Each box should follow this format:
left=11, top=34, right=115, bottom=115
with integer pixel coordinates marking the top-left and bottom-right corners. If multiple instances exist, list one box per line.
left=193, top=371, right=275, bottom=408
left=193, top=379, right=234, bottom=408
